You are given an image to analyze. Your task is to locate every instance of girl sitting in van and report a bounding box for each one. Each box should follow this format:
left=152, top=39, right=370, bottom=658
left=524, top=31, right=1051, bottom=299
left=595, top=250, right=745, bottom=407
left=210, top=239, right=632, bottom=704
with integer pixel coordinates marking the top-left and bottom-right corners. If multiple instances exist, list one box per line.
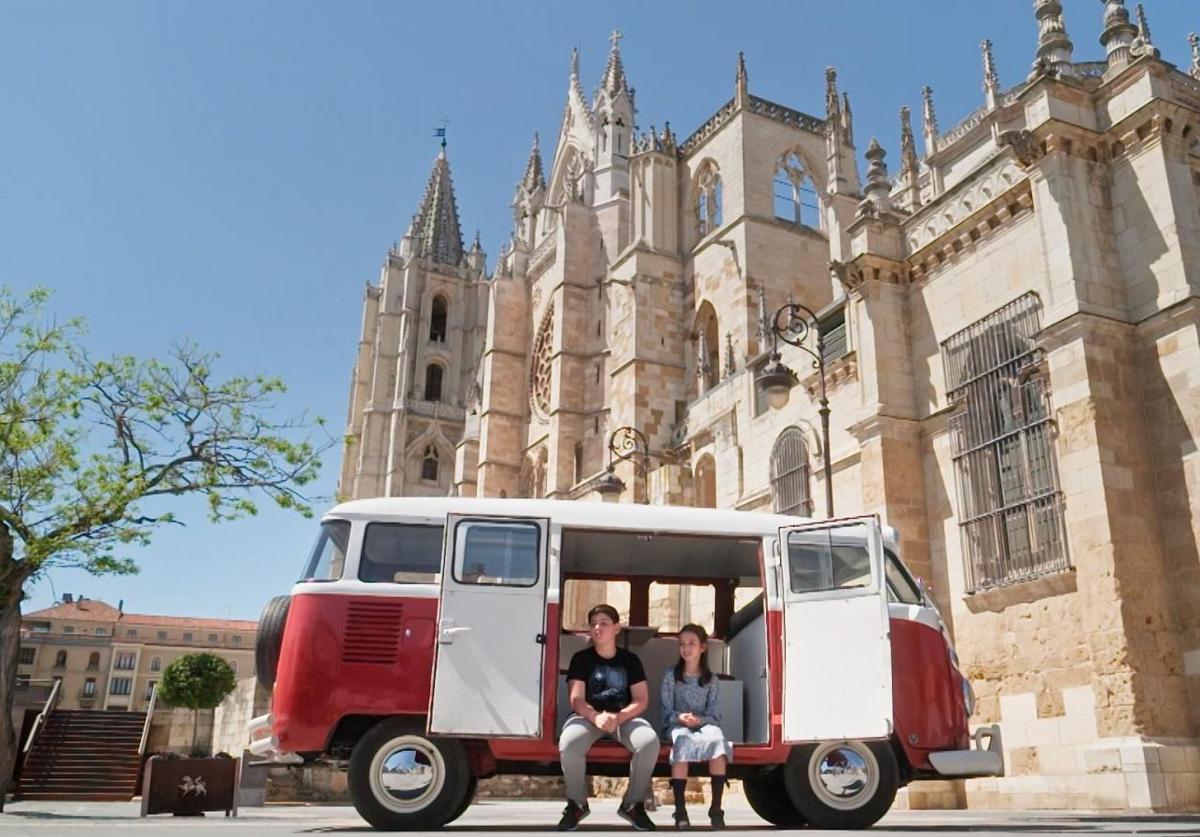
left=660, top=623, right=732, bottom=830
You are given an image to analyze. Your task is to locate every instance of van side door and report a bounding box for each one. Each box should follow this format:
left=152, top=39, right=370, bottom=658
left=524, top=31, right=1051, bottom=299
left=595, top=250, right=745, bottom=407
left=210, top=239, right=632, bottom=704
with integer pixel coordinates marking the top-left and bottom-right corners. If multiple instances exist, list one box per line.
left=777, top=517, right=892, bottom=741
left=428, top=514, right=550, bottom=738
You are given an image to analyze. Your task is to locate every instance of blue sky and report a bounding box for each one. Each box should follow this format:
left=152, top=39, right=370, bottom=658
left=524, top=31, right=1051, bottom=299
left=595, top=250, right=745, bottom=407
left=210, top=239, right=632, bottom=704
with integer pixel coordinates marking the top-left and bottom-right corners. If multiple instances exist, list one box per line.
left=2, top=1, right=1195, bottom=620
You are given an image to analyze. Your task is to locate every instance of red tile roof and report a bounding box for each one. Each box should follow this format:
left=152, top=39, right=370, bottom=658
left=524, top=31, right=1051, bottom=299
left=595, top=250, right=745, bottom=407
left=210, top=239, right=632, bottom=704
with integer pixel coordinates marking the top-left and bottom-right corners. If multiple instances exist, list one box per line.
left=22, top=599, right=257, bottom=631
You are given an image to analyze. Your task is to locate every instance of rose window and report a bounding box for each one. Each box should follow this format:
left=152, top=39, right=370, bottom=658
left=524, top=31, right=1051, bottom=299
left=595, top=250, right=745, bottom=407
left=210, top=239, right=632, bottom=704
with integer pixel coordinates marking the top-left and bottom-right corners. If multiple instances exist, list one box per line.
left=530, top=304, right=554, bottom=418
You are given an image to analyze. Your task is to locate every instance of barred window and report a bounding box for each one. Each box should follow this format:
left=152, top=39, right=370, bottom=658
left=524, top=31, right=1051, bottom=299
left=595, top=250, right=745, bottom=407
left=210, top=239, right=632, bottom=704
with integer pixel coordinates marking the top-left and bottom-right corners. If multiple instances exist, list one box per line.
left=770, top=427, right=814, bottom=517
left=942, top=293, right=1068, bottom=592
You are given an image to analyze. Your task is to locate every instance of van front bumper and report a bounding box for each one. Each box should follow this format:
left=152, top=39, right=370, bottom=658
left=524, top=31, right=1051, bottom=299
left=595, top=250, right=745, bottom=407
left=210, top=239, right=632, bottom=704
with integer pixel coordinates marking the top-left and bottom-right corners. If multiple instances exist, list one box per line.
left=928, top=724, right=1004, bottom=777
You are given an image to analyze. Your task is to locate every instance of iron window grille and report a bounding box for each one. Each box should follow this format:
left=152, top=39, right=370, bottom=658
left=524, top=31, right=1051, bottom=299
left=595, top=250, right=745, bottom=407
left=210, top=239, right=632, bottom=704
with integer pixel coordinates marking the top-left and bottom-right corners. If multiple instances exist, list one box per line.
left=770, top=426, right=815, bottom=517
left=941, top=293, right=1069, bottom=593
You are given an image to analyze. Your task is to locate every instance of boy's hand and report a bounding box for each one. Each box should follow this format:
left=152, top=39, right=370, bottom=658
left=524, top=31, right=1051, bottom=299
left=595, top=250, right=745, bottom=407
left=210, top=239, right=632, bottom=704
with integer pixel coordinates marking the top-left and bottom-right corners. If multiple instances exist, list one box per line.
left=596, top=711, right=619, bottom=733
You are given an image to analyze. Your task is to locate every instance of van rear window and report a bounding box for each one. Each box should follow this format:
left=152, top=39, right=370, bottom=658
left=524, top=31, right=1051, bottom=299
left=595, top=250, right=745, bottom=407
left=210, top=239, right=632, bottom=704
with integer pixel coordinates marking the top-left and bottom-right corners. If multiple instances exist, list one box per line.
left=360, top=523, right=444, bottom=583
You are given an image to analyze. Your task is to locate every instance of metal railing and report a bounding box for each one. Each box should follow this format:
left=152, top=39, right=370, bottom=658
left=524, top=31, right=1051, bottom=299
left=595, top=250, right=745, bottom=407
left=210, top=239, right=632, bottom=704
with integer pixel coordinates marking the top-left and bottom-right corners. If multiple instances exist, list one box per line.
left=20, top=677, right=62, bottom=769
left=138, top=683, right=158, bottom=756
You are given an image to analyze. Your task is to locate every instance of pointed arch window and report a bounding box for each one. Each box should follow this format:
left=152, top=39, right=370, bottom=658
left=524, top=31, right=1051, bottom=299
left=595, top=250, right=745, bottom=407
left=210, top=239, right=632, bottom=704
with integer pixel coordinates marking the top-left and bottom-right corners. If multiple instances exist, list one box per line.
left=694, top=301, right=720, bottom=394
left=774, top=152, right=820, bottom=228
left=54, top=650, right=67, bottom=669
left=87, top=652, right=100, bottom=671
left=573, top=441, right=584, bottom=485
left=430, top=296, right=448, bottom=343
left=695, top=162, right=723, bottom=237
left=421, top=445, right=440, bottom=482
left=424, top=363, right=444, bottom=403
left=770, top=427, right=814, bottom=517
left=694, top=455, right=717, bottom=508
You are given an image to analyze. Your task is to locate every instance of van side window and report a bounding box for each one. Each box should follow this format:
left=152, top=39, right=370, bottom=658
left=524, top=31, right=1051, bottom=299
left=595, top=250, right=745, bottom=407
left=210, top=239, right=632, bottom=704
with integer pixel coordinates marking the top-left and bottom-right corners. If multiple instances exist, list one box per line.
left=453, top=520, right=540, bottom=587
left=884, top=550, right=923, bottom=605
left=299, top=520, right=352, bottom=582
left=785, top=528, right=872, bottom=593
left=360, top=523, right=444, bottom=583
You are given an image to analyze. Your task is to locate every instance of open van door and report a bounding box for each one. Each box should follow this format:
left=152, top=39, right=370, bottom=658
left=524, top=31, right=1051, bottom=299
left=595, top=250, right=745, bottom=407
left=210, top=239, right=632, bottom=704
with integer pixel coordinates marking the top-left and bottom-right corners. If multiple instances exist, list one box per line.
left=778, top=517, right=891, bottom=742
left=428, top=515, right=550, bottom=738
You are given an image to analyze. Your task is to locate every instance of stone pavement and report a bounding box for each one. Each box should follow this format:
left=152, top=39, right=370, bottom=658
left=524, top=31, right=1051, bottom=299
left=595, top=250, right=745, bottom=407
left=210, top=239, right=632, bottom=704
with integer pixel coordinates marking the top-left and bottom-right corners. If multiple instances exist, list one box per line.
left=3, top=799, right=1200, bottom=835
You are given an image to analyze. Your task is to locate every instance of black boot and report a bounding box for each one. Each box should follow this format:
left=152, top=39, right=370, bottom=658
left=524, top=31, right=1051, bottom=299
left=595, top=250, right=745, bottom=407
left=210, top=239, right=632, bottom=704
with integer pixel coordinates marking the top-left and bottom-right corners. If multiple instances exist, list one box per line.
left=708, top=776, right=727, bottom=829
left=669, top=779, right=689, bottom=829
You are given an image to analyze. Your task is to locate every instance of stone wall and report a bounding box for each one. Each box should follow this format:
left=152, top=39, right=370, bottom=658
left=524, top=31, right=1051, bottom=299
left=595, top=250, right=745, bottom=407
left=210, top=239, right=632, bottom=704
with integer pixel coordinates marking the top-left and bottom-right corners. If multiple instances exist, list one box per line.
left=212, top=677, right=271, bottom=758
left=145, top=707, right=213, bottom=756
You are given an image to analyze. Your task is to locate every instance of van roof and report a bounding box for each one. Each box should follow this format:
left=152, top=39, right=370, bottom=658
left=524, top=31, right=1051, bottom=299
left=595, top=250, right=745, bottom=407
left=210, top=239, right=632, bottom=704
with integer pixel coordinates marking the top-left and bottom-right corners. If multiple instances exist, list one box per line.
left=326, top=497, right=897, bottom=542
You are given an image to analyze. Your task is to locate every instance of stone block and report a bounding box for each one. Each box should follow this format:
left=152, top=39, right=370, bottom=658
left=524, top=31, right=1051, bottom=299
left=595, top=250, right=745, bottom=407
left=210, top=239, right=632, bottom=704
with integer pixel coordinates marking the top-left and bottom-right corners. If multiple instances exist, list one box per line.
left=1164, top=772, right=1200, bottom=811
left=1120, top=741, right=1160, bottom=767
left=1039, top=745, right=1082, bottom=775
left=1084, top=745, right=1122, bottom=774
left=1062, top=685, right=1096, bottom=717
left=1124, top=770, right=1168, bottom=810
left=1086, top=772, right=1129, bottom=809
left=1159, top=745, right=1190, bottom=773
left=1000, top=692, right=1037, bottom=723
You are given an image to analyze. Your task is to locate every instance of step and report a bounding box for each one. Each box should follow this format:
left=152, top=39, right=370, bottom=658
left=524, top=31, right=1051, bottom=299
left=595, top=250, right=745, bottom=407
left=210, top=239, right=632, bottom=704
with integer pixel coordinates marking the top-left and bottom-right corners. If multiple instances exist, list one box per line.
left=17, top=792, right=134, bottom=802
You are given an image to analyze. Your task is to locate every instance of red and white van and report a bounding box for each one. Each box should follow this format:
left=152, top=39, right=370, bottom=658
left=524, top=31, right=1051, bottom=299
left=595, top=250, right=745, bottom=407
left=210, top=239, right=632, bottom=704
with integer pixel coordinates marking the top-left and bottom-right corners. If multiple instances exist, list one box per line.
left=249, top=498, right=1002, bottom=830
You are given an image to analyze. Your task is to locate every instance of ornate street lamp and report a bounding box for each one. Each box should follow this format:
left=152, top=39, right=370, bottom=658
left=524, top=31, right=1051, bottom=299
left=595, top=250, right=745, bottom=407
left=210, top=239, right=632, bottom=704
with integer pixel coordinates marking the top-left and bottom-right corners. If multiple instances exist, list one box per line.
left=755, top=301, right=834, bottom=517
left=595, top=426, right=650, bottom=502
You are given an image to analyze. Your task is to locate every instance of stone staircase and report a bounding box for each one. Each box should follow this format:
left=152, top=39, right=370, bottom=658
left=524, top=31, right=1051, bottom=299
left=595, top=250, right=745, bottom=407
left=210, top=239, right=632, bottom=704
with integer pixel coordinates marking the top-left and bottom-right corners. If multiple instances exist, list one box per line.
left=17, top=709, right=147, bottom=801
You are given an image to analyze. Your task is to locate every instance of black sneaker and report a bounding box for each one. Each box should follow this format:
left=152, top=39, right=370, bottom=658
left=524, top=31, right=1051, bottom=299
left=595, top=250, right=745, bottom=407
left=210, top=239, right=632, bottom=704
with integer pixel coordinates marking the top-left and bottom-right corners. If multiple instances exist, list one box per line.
left=672, top=808, right=690, bottom=830
left=708, top=808, right=725, bottom=829
left=618, top=801, right=657, bottom=831
left=558, top=800, right=590, bottom=831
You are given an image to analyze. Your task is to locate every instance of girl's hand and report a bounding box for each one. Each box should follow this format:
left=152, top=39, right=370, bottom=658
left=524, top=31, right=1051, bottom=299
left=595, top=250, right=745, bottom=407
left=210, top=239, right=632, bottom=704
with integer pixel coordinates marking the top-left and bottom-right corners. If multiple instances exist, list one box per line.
left=679, top=712, right=700, bottom=728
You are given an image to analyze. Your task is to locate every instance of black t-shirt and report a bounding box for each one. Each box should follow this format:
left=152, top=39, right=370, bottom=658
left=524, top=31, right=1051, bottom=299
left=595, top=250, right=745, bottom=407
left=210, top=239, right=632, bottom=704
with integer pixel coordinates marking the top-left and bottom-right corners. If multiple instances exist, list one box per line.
left=566, top=646, right=647, bottom=713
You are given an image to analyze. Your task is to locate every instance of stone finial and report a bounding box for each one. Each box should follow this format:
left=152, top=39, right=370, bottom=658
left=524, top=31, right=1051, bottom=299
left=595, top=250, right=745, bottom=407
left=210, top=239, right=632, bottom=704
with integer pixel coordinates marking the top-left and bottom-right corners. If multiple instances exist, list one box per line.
left=757, top=287, right=771, bottom=346
left=724, top=332, right=737, bottom=377
left=520, top=132, right=545, bottom=193
left=1130, top=4, right=1160, bottom=58
left=860, top=138, right=893, bottom=215
left=982, top=39, right=1001, bottom=107
left=921, top=86, right=939, bottom=155
left=899, top=106, right=918, bottom=175
left=824, top=67, right=840, bottom=122
left=696, top=329, right=711, bottom=383
left=1100, top=0, right=1137, bottom=70
left=661, top=121, right=677, bottom=152
left=470, top=229, right=482, bottom=251
left=1030, top=0, right=1075, bottom=79
left=735, top=51, right=749, bottom=107
left=1191, top=33, right=1200, bottom=79
left=841, top=91, right=854, bottom=146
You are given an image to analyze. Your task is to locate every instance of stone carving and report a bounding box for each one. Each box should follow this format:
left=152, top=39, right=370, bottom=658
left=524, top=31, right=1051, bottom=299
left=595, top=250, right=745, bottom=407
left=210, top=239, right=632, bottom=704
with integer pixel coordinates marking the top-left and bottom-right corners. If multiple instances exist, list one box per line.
left=999, top=130, right=1046, bottom=168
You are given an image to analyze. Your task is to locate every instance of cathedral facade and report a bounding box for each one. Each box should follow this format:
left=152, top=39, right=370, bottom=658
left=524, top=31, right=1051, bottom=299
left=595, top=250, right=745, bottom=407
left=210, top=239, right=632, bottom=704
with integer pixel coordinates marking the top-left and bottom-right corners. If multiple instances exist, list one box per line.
left=341, top=2, right=1200, bottom=812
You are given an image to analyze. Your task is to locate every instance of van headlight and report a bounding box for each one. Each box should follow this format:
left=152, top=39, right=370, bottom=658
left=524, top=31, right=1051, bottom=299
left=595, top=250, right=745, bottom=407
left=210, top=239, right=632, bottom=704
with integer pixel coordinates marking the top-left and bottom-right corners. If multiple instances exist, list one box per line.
left=961, top=677, right=976, bottom=717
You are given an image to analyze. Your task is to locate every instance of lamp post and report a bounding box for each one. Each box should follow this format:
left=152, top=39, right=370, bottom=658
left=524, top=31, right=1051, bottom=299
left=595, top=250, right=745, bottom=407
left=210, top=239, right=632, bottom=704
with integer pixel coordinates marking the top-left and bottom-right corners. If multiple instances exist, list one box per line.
left=594, top=426, right=651, bottom=503
left=755, top=302, right=833, bottom=517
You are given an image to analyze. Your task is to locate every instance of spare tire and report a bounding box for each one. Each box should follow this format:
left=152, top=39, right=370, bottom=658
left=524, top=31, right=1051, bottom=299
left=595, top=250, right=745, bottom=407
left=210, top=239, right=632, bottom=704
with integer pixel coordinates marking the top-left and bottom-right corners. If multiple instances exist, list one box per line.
left=255, top=595, right=291, bottom=690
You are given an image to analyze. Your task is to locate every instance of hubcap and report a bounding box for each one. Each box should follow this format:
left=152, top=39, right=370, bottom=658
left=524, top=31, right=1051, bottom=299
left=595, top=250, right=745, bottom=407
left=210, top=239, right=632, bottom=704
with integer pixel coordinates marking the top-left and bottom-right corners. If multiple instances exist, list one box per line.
left=807, top=741, right=878, bottom=811
left=368, top=735, right=446, bottom=813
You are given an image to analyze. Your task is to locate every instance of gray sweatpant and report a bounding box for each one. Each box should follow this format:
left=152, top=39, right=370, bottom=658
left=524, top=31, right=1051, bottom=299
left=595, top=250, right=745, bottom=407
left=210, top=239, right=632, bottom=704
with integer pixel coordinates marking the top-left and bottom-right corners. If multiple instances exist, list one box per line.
left=558, top=714, right=659, bottom=807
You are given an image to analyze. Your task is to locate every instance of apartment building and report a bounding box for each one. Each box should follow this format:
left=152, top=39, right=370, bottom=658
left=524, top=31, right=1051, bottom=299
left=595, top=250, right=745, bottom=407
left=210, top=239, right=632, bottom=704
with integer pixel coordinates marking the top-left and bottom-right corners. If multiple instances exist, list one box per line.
left=17, top=595, right=257, bottom=711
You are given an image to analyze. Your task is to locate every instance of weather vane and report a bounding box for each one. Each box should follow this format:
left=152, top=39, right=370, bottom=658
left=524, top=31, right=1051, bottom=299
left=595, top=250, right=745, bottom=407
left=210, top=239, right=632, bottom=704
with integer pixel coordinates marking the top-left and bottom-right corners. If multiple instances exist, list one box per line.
left=433, top=117, right=450, bottom=149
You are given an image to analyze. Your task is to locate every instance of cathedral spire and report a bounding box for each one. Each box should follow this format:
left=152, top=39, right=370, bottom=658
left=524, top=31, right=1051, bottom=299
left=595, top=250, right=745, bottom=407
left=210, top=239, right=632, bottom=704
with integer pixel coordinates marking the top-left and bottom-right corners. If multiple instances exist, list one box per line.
left=413, top=148, right=465, bottom=267
left=521, top=132, right=545, bottom=193
left=601, top=29, right=630, bottom=96
left=1030, top=0, right=1075, bottom=79
left=1191, top=33, right=1200, bottom=79
left=860, top=138, right=893, bottom=216
left=982, top=39, right=1001, bottom=108
left=921, top=86, right=939, bottom=156
left=735, top=51, right=749, bottom=108
left=824, top=67, right=841, bottom=123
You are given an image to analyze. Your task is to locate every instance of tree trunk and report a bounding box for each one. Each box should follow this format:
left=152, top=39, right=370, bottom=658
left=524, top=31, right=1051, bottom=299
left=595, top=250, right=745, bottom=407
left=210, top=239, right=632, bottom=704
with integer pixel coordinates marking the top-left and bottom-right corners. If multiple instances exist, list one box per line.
left=0, top=532, right=28, bottom=812
left=192, top=708, right=199, bottom=755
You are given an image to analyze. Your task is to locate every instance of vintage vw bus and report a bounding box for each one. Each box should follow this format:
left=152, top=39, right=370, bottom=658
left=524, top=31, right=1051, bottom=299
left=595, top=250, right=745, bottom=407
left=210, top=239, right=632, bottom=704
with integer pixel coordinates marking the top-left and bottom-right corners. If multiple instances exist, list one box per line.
left=249, top=498, right=1002, bottom=830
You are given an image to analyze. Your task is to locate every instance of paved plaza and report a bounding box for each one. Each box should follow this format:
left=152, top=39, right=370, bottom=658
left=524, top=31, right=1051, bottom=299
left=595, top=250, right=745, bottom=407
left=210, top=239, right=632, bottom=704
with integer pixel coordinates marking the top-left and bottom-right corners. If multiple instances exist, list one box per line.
left=3, top=799, right=1200, bottom=836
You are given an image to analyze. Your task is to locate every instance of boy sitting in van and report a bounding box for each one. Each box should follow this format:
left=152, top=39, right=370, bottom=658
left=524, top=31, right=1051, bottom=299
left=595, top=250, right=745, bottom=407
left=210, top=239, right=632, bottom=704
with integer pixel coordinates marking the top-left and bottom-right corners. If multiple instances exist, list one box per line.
left=558, top=604, right=658, bottom=832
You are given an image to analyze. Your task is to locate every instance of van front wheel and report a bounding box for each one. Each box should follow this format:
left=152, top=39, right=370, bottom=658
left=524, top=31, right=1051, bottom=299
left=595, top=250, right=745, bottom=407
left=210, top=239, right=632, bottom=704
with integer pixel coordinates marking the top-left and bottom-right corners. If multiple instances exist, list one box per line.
left=784, top=740, right=898, bottom=830
left=743, top=768, right=806, bottom=827
left=348, top=718, right=469, bottom=830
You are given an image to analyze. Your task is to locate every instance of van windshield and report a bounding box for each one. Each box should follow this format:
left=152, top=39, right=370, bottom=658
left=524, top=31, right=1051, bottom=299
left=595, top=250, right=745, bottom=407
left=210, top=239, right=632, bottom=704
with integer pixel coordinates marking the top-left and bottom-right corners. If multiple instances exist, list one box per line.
left=300, top=520, right=352, bottom=582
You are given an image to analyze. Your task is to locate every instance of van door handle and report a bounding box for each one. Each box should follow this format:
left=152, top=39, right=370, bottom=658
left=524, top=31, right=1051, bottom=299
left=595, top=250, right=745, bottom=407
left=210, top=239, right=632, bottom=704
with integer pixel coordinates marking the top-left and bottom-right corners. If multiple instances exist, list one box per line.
left=438, top=623, right=472, bottom=644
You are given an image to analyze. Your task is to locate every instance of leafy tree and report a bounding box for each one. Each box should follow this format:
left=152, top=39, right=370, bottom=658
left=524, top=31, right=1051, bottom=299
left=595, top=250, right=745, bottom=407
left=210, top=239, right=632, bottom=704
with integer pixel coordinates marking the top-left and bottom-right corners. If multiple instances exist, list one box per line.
left=0, top=286, right=329, bottom=808
left=157, top=653, right=239, bottom=754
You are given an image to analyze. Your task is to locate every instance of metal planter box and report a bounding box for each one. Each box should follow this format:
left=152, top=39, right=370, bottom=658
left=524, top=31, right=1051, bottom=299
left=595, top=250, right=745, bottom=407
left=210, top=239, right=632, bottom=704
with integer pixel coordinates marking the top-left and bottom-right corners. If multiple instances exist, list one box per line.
left=139, top=755, right=239, bottom=817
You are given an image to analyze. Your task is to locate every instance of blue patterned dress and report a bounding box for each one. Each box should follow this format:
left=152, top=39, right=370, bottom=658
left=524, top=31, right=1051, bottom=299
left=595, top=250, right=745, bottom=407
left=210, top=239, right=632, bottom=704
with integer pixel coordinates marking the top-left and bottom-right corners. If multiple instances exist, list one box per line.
left=660, top=670, right=733, bottom=764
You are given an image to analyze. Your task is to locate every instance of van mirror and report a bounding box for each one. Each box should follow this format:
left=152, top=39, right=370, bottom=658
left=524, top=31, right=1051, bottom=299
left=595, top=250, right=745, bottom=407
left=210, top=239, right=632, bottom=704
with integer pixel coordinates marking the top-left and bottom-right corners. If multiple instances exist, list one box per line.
left=916, top=576, right=930, bottom=605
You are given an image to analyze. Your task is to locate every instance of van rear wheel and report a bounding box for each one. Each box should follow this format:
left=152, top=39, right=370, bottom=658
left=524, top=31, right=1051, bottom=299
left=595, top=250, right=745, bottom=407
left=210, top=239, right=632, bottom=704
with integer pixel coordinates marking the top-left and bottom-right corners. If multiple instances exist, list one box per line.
left=784, top=740, right=898, bottom=830
left=348, top=718, right=469, bottom=830
left=743, top=768, right=806, bottom=827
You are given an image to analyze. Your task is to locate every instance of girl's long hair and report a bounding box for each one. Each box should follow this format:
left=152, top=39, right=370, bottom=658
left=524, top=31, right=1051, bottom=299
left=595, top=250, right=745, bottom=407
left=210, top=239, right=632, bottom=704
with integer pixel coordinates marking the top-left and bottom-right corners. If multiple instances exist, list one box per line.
left=674, top=623, right=713, bottom=686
